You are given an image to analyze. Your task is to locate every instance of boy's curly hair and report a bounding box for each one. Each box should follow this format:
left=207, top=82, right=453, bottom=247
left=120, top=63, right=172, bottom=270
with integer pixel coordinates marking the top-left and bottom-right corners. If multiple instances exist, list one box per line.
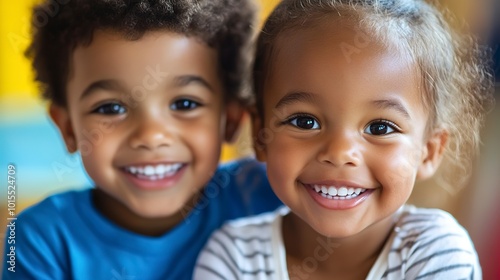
left=28, top=0, right=257, bottom=106
left=254, top=0, right=495, bottom=191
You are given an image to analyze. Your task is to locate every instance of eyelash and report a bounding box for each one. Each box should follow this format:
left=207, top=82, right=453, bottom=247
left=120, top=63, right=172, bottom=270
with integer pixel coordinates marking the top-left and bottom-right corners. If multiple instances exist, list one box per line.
left=282, top=113, right=321, bottom=130
left=364, top=119, right=401, bottom=135
left=91, top=102, right=126, bottom=115
left=281, top=115, right=401, bottom=135
left=170, top=98, right=203, bottom=111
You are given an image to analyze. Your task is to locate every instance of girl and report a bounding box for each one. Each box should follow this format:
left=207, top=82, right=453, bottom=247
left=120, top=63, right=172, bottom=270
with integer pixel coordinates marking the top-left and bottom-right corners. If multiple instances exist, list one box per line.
left=194, top=0, right=494, bottom=279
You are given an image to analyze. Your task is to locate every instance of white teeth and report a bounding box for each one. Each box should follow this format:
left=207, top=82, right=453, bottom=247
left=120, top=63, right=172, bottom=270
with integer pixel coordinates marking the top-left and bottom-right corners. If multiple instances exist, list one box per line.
left=144, top=165, right=155, bottom=176
left=155, top=165, right=165, bottom=174
left=312, top=184, right=367, bottom=200
left=327, top=187, right=337, bottom=196
left=338, top=187, right=348, bottom=196
left=126, top=163, right=182, bottom=177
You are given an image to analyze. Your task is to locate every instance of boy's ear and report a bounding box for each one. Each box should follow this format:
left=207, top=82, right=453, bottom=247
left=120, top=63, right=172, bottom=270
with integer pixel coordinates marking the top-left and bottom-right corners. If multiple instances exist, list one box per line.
left=249, top=106, right=267, bottom=162
left=224, top=101, right=245, bottom=143
left=416, top=129, right=449, bottom=180
left=49, top=103, right=77, bottom=153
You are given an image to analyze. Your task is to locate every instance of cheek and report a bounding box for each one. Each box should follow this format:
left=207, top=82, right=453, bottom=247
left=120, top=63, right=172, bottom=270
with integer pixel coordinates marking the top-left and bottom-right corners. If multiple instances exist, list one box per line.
left=371, top=143, right=421, bottom=191
left=78, top=131, right=119, bottom=183
left=185, top=114, right=224, bottom=165
left=265, top=135, right=305, bottom=191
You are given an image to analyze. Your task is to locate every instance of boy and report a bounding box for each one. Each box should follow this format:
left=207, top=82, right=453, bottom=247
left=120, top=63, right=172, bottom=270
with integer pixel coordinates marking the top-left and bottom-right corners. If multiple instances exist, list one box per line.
left=2, top=0, right=281, bottom=279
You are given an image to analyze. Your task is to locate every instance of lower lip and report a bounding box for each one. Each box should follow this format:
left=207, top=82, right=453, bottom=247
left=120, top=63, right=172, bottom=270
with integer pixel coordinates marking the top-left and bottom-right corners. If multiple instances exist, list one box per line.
left=305, top=185, right=373, bottom=210
left=122, top=165, right=187, bottom=190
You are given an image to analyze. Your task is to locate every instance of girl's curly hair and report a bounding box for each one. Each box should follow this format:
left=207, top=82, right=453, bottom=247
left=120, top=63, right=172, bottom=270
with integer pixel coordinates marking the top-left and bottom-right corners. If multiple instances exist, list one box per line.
left=28, top=0, right=257, bottom=106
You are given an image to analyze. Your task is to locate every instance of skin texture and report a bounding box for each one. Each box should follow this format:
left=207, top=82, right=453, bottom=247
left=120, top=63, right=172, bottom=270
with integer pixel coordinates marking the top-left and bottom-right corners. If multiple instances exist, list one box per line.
left=50, top=30, right=243, bottom=236
left=253, top=19, right=448, bottom=279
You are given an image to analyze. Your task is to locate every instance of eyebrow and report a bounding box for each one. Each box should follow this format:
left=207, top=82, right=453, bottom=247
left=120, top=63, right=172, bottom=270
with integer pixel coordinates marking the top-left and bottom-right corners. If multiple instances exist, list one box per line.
left=173, top=75, right=214, bottom=94
left=372, top=98, right=411, bottom=120
left=275, top=91, right=319, bottom=109
left=80, top=79, right=127, bottom=101
left=79, top=75, right=214, bottom=101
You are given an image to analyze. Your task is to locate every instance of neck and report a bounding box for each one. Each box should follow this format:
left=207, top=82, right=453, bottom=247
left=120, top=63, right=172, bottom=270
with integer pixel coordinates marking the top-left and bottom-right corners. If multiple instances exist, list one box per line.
left=92, top=188, right=200, bottom=237
left=283, top=212, right=396, bottom=280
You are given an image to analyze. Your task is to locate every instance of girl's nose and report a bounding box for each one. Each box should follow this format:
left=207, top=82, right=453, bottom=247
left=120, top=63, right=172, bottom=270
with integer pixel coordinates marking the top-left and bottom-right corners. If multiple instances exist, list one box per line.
left=316, top=131, right=361, bottom=167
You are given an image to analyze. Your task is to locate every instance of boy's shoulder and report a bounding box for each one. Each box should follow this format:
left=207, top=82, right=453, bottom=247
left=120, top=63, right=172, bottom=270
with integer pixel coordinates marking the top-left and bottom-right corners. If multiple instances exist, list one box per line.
left=16, top=188, right=90, bottom=226
left=209, top=158, right=281, bottom=217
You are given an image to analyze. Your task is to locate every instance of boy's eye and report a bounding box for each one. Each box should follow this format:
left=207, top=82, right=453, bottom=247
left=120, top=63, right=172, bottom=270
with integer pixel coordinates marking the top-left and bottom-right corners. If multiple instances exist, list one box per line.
left=364, top=120, right=399, bottom=135
left=170, top=99, right=201, bottom=111
left=92, top=103, right=126, bottom=115
left=288, top=115, right=320, bottom=130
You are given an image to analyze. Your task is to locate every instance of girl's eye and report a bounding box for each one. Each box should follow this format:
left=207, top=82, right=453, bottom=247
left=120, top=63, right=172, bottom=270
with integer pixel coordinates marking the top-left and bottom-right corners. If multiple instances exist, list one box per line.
left=170, top=99, right=201, bottom=111
left=364, top=120, right=398, bottom=135
left=288, top=116, right=320, bottom=130
left=93, top=103, right=126, bottom=115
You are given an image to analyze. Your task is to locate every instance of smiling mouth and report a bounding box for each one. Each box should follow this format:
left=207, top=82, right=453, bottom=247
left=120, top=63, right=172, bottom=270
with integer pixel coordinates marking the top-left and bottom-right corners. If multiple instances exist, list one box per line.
left=123, top=163, right=184, bottom=181
left=311, top=184, right=367, bottom=200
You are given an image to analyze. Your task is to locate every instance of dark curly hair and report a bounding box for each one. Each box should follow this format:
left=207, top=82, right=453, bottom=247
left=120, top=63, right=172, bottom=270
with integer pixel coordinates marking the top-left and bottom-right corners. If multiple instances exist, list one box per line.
left=28, top=0, right=257, bottom=106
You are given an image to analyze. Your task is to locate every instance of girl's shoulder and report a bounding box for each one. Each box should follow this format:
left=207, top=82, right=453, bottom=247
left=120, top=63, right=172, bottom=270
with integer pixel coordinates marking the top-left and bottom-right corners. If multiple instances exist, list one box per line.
left=381, top=205, right=481, bottom=279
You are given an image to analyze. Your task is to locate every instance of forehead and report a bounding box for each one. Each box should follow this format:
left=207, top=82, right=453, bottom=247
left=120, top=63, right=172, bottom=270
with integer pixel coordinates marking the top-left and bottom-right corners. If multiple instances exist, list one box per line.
left=264, top=18, right=424, bottom=112
left=68, top=30, right=220, bottom=94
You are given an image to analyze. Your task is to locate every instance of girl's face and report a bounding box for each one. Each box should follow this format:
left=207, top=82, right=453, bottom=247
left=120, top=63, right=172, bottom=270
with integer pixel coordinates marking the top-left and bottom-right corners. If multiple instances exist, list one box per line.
left=255, top=20, right=447, bottom=238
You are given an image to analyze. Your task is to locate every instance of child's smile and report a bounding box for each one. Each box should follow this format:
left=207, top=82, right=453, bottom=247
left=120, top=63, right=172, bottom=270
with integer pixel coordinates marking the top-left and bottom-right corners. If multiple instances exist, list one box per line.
left=121, top=162, right=186, bottom=190
left=306, top=180, right=371, bottom=210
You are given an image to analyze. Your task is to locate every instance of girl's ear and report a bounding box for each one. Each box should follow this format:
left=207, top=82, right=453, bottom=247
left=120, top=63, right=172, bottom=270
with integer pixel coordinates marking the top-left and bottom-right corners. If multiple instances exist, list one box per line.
left=249, top=106, right=267, bottom=162
left=224, top=101, right=245, bottom=143
left=49, top=103, right=77, bottom=153
left=417, top=129, right=449, bottom=180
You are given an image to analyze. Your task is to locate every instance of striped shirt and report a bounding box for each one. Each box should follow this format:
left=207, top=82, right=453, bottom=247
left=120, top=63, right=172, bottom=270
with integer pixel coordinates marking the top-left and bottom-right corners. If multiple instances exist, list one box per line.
left=194, top=206, right=481, bottom=280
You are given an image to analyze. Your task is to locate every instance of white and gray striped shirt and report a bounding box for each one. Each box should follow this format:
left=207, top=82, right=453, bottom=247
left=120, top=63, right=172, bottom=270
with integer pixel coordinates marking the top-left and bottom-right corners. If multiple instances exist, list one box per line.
left=194, top=206, right=481, bottom=280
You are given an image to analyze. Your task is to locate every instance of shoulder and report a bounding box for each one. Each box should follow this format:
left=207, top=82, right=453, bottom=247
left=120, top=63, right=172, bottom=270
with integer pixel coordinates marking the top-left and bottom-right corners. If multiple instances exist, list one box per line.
left=15, top=189, right=90, bottom=229
left=206, top=207, right=286, bottom=251
left=215, top=157, right=267, bottom=182
left=387, top=206, right=481, bottom=279
left=3, top=189, right=92, bottom=279
left=210, top=158, right=281, bottom=216
left=394, top=206, right=474, bottom=249
left=194, top=207, right=288, bottom=279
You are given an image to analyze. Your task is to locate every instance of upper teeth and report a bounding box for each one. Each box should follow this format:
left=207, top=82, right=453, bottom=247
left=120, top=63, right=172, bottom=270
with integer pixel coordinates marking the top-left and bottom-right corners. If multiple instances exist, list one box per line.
left=126, top=163, right=182, bottom=176
left=313, top=185, right=365, bottom=197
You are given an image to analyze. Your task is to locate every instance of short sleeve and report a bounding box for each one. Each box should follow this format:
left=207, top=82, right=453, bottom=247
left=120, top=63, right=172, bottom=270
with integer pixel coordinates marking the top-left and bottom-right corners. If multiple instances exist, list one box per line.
left=2, top=205, right=67, bottom=280
left=389, top=207, right=482, bottom=280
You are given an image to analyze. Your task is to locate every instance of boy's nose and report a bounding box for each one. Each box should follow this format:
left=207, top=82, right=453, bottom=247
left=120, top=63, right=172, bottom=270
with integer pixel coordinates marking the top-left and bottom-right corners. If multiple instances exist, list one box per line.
left=129, top=117, right=174, bottom=150
left=316, top=132, right=361, bottom=167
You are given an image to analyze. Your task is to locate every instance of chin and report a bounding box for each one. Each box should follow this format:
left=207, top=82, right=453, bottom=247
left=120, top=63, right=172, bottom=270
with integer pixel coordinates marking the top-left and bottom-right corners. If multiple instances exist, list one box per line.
left=311, top=222, right=363, bottom=239
left=131, top=204, right=181, bottom=219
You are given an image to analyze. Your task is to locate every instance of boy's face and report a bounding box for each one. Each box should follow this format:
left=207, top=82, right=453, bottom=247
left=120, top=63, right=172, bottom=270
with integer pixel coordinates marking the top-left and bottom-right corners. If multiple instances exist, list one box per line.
left=51, top=30, right=241, bottom=218
left=254, top=20, right=447, bottom=238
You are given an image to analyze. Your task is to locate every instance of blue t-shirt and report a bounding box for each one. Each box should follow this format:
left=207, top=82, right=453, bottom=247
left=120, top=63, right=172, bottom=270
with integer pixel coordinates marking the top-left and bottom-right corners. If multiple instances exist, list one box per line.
left=2, top=158, right=281, bottom=280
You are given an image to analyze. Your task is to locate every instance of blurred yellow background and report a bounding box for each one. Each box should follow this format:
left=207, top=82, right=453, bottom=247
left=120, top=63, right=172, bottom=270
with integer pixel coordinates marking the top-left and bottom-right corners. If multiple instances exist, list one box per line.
left=0, top=0, right=499, bottom=278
